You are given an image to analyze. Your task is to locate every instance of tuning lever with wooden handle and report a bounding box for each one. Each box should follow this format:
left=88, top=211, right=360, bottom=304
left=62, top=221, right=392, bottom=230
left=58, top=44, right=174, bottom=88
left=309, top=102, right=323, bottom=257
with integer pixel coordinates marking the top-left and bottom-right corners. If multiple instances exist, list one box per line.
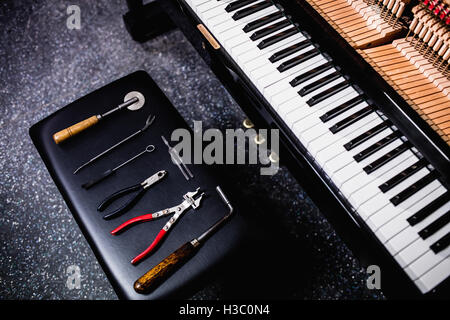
left=133, top=186, right=234, bottom=294
left=134, top=241, right=200, bottom=294
left=52, top=91, right=145, bottom=144
left=53, top=115, right=100, bottom=144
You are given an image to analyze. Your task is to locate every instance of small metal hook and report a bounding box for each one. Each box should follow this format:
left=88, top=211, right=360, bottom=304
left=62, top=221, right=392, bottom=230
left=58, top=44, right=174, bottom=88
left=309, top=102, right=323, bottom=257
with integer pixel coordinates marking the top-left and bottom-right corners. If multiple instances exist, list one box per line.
left=141, top=114, right=156, bottom=132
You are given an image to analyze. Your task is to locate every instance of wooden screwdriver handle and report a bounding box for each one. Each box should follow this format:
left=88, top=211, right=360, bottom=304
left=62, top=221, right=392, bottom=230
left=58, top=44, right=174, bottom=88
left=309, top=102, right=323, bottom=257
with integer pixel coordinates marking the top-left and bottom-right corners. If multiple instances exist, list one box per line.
left=52, top=115, right=99, bottom=144
left=134, top=241, right=199, bottom=294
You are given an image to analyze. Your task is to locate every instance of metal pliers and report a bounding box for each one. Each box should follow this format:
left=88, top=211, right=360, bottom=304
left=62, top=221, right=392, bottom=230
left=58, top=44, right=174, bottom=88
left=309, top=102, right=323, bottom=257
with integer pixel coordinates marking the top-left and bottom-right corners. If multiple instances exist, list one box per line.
left=110, top=188, right=205, bottom=265
left=97, top=170, right=167, bottom=220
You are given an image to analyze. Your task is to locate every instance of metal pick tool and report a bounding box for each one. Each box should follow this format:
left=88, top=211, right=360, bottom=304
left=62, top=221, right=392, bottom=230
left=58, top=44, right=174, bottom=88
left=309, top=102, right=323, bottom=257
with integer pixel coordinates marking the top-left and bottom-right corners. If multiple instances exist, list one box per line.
left=52, top=91, right=146, bottom=144
left=161, top=135, right=194, bottom=180
left=73, top=114, right=156, bottom=174
left=81, top=144, right=156, bottom=189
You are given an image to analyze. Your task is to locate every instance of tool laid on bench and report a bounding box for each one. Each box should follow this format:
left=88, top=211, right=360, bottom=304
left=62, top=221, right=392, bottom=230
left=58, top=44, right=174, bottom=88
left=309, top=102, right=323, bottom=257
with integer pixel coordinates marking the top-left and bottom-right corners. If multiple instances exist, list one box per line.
left=134, top=186, right=234, bottom=294
left=111, top=188, right=205, bottom=265
left=52, top=91, right=145, bottom=144
left=97, top=170, right=167, bottom=220
left=82, top=144, right=156, bottom=189
left=73, top=113, right=155, bottom=174
left=161, top=135, right=193, bottom=181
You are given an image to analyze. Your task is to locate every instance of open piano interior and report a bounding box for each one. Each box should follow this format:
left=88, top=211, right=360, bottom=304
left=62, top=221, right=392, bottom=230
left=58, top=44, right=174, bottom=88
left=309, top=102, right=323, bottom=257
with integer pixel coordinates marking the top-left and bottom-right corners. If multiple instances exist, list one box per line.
left=165, top=0, right=450, bottom=298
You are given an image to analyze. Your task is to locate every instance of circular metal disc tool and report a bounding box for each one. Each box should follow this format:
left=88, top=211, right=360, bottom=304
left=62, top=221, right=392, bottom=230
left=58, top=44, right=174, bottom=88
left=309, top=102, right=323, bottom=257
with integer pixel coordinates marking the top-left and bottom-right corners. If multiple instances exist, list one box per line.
left=125, top=91, right=145, bottom=110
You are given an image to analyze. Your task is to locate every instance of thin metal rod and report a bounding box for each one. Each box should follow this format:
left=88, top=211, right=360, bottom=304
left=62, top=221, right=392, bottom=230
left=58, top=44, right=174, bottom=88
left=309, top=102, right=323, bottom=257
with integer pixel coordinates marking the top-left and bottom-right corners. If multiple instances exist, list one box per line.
left=101, top=97, right=138, bottom=118
left=197, top=186, right=234, bottom=243
left=113, top=144, right=155, bottom=171
left=73, top=114, right=155, bottom=174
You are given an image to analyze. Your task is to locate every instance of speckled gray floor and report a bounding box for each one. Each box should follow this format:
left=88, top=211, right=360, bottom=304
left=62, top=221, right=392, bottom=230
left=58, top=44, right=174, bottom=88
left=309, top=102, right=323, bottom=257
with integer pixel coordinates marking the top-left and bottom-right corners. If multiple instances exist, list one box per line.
left=0, top=0, right=384, bottom=300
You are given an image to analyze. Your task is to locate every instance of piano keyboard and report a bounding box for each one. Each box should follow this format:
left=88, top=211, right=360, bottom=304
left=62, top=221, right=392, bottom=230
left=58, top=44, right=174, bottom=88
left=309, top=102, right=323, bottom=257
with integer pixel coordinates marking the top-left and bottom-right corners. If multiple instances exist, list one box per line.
left=304, top=0, right=406, bottom=49
left=184, top=0, right=450, bottom=293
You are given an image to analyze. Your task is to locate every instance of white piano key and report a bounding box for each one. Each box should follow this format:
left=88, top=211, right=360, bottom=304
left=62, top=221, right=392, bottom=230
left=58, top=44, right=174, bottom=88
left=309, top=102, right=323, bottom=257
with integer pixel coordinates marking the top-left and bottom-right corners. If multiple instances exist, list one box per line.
left=264, top=65, right=335, bottom=102
left=387, top=212, right=450, bottom=257
left=415, top=256, right=450, bottom=293
left=316, top=112, right=378, bottom=168
left=214, top=6, right=279, bottom=34
left=259, top=56, right=326, bottom=89
left=366, top=180, right=442, bottom=230
left=394, top=207, right=450, bottom=267
left=347, top=153, right=418, bottom=204
left=296, top=91, right=364, bottom=144
left=375, top=187, right=447, bottom=242
left=308, top=115, right=381, bottom=158
left=242, top=39, right=309, bottom=73
left=405, top=245, right=450, bottom=281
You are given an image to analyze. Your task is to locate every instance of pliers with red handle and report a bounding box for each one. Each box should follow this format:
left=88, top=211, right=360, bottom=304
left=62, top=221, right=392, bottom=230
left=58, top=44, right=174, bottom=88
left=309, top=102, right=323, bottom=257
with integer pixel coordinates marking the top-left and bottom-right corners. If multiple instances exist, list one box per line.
left=111, top=188, right=205, bottom=265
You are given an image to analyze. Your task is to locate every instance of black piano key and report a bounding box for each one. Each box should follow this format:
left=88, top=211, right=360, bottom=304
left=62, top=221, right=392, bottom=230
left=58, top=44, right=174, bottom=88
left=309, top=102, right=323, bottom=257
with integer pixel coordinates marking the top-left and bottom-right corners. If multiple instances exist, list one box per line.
left=379, top=159, right=427, bottom=193
left=408, top=192, right=450, bottom=226
left=270, top=39, right=312, bottom=63
left=330, top=105, right=374, bottom=134
left=298, top=70, right=341, bottom=97
left=233, top=0, right=272, bottom=20
left=243, top=11, right=284, bottom=32
left=250, top=19, right=291, bottom=40
left=344, top=120, right=390, bottom=151
left=320, top=95, right=364, bottom=123
left=257, top=26, right=299, bottom=49
left=277, top=48, right=319, bottom=72
left=353, top=131, right=401, bottom=163
left=307, top=81, right=350, bottom=106
left=418, top=211, right=450, bottom=240
left=390, top=171, right=437, bottom=206
left=226, top=0, right=259, bottom=12
left=430, top=232, right=450, bottom=253
left=363, top=142, right=410, bottom=174
left=290, top=61, right=333, bottom=87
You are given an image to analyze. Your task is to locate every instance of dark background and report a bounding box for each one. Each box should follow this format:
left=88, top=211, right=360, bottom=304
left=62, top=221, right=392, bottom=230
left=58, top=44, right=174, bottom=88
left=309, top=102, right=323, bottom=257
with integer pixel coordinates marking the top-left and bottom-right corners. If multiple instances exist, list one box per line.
left=0, top=0, right=384, bottom=299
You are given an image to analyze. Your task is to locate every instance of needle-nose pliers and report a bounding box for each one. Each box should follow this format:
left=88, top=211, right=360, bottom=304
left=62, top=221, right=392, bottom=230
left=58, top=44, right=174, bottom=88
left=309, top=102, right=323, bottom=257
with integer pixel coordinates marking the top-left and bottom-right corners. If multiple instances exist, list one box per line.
left=97, top=170, right=167, bottom=220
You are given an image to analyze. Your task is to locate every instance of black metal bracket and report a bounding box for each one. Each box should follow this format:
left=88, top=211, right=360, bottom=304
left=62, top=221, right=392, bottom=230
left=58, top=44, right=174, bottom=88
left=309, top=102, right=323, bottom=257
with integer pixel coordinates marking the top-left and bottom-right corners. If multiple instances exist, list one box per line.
left=123, top=0, right=176, bottom=42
